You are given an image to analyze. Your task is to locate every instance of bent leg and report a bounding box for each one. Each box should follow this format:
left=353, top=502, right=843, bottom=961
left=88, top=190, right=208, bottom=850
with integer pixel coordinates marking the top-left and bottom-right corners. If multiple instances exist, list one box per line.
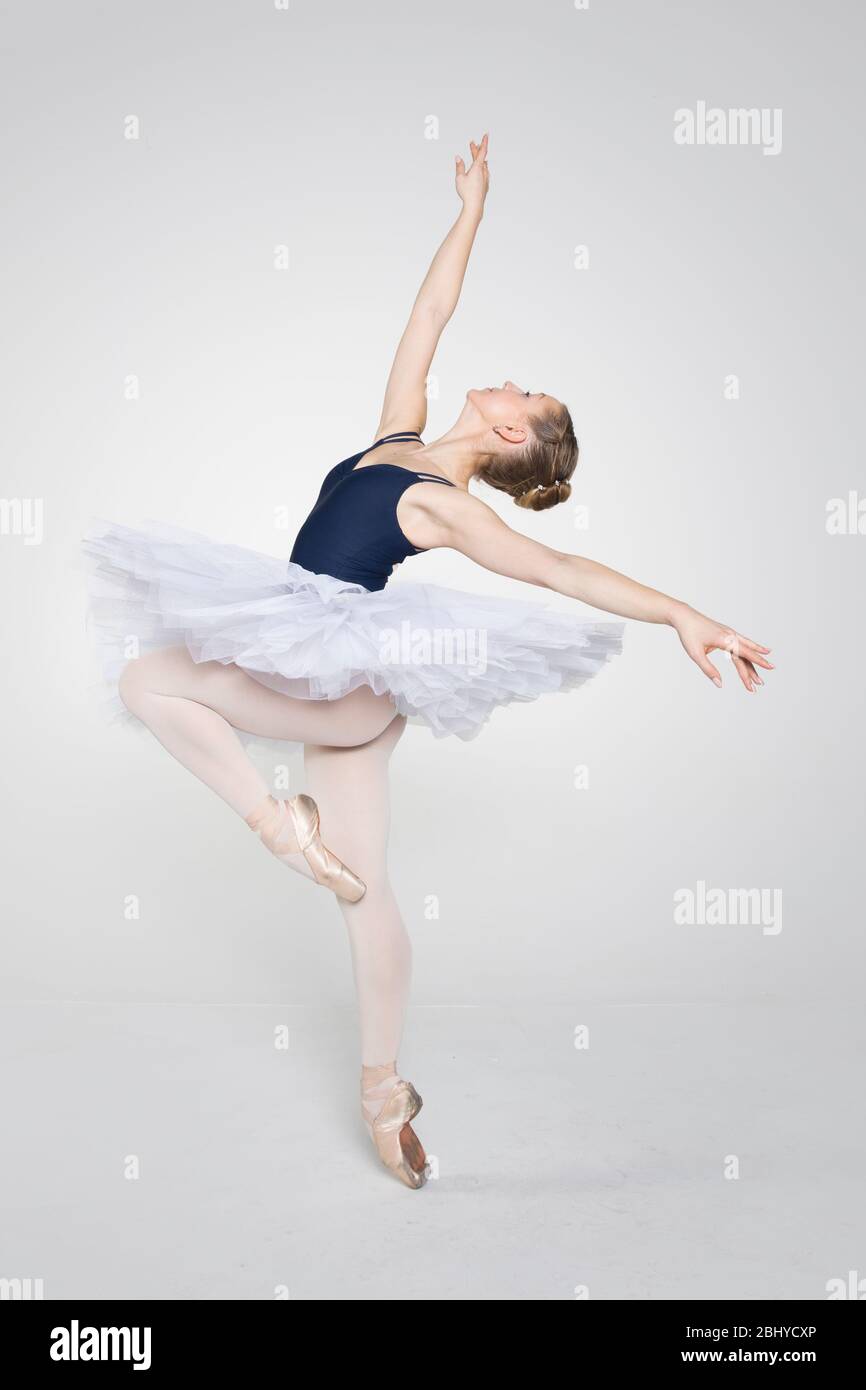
left=118, top=645, right=399, bottom=818
left=304, top=716, right=410, bottom=1067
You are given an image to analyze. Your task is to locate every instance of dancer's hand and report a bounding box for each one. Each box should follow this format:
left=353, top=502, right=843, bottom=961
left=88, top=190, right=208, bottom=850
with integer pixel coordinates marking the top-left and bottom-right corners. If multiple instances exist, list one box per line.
left=671, top=605, right=774, bottom=691
left=455, top=133, right=489, bottom=217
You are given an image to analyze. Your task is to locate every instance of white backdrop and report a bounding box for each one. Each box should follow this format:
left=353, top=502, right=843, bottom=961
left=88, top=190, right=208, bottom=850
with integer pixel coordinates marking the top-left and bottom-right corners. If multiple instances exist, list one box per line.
left=2, top=0, right=862, bottom=1016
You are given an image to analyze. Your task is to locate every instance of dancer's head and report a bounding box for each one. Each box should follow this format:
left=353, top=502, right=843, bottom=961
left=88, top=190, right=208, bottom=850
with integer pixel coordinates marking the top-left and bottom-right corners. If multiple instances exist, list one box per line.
left=464, top=382, right=577, bottom=511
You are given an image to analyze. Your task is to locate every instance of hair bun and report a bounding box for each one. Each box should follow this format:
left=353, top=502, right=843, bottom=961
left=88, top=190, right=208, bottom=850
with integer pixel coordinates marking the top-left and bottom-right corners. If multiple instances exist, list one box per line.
left=514, top=479, right=572, bottom=512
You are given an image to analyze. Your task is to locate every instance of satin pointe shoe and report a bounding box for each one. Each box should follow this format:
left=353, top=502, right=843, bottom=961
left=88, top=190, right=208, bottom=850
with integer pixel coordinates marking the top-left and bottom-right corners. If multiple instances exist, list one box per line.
left=361, top=1068, right=428, bottom=1190
left=245, top=794, right=366, bottom=903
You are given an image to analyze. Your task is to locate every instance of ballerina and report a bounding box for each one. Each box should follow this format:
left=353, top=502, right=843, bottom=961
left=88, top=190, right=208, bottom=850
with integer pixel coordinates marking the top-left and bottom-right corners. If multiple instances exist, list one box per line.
left=84, top=134, right=773, bottom=1189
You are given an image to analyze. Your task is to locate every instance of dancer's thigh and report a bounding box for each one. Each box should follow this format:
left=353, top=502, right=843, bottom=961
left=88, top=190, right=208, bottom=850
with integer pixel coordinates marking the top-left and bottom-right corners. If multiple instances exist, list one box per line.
left=119, top=645, right=398, bottom=746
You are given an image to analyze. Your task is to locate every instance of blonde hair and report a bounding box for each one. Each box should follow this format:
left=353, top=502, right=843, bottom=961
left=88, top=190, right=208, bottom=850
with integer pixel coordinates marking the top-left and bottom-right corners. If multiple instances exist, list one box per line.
left=476, top=404, right=578, bottom=511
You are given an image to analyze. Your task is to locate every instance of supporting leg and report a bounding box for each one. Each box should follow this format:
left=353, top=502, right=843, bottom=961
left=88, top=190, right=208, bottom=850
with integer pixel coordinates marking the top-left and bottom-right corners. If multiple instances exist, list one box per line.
left=303, top=716, right=410, bottom=1067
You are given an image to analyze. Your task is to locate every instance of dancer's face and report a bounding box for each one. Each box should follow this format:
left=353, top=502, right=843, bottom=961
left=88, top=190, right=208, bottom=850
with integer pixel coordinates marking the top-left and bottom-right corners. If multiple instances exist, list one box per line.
left=466, top=381, right=560, bottom=446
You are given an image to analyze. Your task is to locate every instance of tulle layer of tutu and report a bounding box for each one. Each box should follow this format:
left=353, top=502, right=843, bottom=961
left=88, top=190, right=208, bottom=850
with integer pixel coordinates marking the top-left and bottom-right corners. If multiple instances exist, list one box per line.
left=83, top=520, right=624, bottom=740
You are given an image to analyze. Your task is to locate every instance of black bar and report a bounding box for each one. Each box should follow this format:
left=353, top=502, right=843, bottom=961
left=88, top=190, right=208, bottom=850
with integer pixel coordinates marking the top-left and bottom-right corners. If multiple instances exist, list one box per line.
left=3, top=1298, right=863, bottom=1374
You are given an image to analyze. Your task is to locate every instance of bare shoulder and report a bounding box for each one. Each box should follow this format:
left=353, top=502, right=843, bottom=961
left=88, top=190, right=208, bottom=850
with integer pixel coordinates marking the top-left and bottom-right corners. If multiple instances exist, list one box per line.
left=397, top=481, right=501, bottom=550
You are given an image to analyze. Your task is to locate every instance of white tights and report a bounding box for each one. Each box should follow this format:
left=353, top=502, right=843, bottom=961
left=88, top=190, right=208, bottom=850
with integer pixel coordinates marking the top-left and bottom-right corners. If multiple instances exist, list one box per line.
left=119, top=647, right=411, bottom=1067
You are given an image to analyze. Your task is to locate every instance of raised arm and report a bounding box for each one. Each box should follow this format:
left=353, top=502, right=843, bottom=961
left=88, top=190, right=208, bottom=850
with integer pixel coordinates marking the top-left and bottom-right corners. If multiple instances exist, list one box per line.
left=375, top=134, right=489, bottom=439
left=405, top=487, right=774, bottom=692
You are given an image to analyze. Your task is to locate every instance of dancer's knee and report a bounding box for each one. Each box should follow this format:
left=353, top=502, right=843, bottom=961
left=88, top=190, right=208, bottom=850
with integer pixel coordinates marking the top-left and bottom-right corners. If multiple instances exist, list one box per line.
left=118, top=645, right=187, bottom=711
left=118, top=656, right=150, bottom=712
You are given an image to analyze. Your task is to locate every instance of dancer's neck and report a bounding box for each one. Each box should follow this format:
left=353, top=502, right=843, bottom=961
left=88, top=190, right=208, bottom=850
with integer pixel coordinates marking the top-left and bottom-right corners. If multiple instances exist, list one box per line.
left=413, top=426, right=483, bottom=490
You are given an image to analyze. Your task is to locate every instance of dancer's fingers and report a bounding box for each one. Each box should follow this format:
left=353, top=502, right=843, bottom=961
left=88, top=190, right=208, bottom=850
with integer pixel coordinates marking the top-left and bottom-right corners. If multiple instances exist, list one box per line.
left=738, top=634, right=772, bottom=654
left=733, top=638, right=774, bottom=669
left=745, top=659, right=763, bottom=686
left=732, top=655, right=755, bottom=692
left=690, top=645, right=722, bottom=686
left=722, top=632, right=774, bottom=669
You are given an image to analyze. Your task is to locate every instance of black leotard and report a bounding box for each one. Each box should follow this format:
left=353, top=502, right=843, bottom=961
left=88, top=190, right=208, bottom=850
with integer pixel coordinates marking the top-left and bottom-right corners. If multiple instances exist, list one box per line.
left=289, top=432, right=455, bottom=591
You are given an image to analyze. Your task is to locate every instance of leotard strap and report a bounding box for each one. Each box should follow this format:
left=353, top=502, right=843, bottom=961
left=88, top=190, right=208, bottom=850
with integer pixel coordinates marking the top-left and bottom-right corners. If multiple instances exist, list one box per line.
left=364, top=431, right=423, bottom=452
left=358, top=432, right=455, bottom=487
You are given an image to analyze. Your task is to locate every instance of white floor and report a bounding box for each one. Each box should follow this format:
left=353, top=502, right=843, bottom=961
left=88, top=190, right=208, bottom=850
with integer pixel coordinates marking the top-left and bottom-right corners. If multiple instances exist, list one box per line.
left=1, top=1002, right=862, bottom=1301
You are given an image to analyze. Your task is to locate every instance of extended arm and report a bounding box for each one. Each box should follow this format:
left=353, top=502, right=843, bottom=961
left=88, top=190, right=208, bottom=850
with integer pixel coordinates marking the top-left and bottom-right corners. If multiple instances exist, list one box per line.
left=375, top=135, right=489, bottom=438
left=406, top=487, right=773, bottom=691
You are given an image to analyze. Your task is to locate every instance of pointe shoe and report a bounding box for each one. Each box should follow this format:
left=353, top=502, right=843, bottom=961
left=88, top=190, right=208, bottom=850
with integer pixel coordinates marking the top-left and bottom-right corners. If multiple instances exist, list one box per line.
left=362, top=1072, right=428, bottom=1190
left=246, top=794, right=366, bottom=903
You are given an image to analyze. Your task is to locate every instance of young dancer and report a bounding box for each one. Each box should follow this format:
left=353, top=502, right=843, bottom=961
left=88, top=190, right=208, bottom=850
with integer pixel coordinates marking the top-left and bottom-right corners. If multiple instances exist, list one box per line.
left=84, top=135, right=772, bottom=1189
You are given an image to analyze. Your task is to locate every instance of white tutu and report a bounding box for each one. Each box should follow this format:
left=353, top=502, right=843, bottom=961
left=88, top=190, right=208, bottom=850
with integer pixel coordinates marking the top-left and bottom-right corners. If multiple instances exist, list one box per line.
left=83, top=520, right=624, bottom=740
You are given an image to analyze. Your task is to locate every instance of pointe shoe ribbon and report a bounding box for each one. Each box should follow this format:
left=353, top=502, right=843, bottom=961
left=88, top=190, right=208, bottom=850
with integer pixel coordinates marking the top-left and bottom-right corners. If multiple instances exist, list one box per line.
left=246, top=794, right=366, bottom=904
